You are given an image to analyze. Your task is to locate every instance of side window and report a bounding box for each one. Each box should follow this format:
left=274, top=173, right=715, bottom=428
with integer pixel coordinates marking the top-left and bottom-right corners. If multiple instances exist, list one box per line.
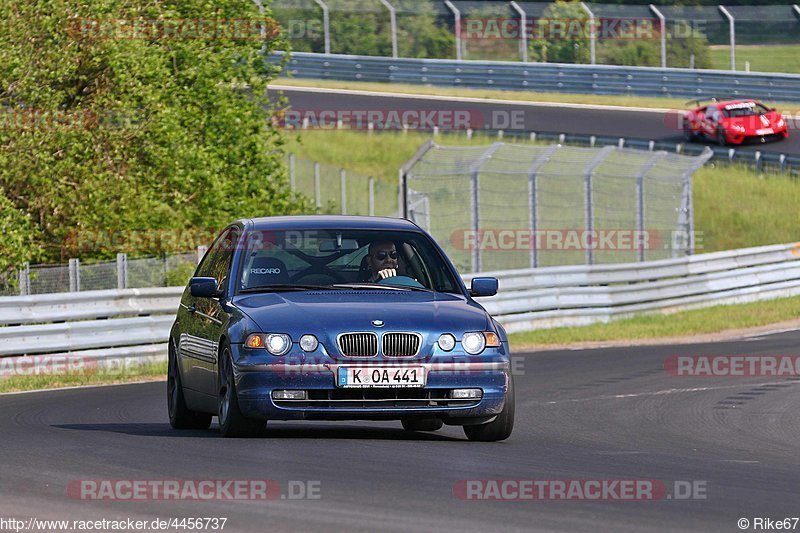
left=196, top=227, right=239, bottom=292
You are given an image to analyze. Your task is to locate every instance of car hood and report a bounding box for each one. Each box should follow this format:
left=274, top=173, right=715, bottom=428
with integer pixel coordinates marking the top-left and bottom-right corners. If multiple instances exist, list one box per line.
left=233, top=289, right=491, bottom=355
left=726, top=112, right=782, bottom=131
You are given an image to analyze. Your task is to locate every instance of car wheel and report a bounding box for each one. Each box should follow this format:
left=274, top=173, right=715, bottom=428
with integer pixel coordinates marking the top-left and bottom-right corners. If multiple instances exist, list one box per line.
left=401, top=418, right=444, bottom=432
left=217, top=343, right=266, bottom=438
left=167, top=341, right=212, bottom=430
left=717, top=127, right=728, bottom=146
left=463, top=376, right=515, bottom=442
left=683, top=123, right=695, bottom=142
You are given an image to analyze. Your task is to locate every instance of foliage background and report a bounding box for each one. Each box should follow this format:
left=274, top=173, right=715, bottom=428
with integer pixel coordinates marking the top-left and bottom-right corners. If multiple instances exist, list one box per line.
left=0, top=0, right=303, bottom=278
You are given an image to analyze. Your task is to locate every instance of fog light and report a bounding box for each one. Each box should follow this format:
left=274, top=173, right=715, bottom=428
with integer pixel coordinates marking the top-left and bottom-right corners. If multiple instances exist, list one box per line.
left=272, top=390, right=307, bottom=400
left=450, top=388, right=482, bottom=400
left=299, top=334, right=318, bottom=352
left=437, top=333, right=456, bottom=351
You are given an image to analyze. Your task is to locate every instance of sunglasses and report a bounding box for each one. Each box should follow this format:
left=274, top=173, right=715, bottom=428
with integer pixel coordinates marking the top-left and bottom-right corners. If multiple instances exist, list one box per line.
left=374, top=251, right=398, bottom=260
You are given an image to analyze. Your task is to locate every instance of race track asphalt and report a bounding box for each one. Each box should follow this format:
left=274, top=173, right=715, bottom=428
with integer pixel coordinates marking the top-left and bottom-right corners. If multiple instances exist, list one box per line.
left=272, top=86, right=800, bottom=157
left=2, top=328, right=799, bottom=532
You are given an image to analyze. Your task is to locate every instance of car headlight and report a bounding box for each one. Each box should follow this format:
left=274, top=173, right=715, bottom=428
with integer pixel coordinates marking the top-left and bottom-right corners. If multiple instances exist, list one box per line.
left=462, top=332, right=486, bottom=355
left=438, top=333, right=456, bottom=351
left=462, top=332, right=502, bottom=355
left=299, top=334, right=318, bottom=352
left=266, top=334, right=292, bottom=356
left=777, top=118, right=785, bottom=128
left=732, top=124, right=745, bottom=133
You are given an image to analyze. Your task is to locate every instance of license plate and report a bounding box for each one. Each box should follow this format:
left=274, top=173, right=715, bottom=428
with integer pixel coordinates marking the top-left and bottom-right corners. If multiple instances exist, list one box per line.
left=756, top=128, right=773, bottom=135
left=337, top=366, right=426, bottom=388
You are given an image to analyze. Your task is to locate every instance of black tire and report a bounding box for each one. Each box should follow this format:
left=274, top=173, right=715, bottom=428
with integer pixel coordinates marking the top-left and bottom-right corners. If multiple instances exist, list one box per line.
left=683, top=123, right=695, bottom=142
left=402, top=418, right=444, bottom=432
left=717, top=126, right=728, bottom=146
left=217, top=343, right=266, bottom=438
left=463, top=376, right=515, bottom=442
left=167, top=341, right=212, bottom=430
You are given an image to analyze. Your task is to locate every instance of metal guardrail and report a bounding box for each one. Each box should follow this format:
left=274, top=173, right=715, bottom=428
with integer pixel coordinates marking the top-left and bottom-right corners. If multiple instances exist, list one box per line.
left=275, top=51, right=800, bottom=103
left=472, top=242, right=800, bottom=332
left=1, top=242, right=799, bottom=362
left=484, top=130, right=799, bottom=176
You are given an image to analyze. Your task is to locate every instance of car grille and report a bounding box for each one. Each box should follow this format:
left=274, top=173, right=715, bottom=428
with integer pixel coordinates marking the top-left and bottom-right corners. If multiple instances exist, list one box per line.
left=338, top=333, right=378, bottom=357
left=337, top=332, right=422, bottom=357
left=273, top=388, right=480, bottom=409
left=382, top=333, right=421, bottom=357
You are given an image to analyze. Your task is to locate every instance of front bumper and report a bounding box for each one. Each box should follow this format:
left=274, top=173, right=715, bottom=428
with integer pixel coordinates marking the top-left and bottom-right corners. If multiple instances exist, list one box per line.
left=231, top=345, right=510, bottom=422
left=726, top=129, right=788, bottom=145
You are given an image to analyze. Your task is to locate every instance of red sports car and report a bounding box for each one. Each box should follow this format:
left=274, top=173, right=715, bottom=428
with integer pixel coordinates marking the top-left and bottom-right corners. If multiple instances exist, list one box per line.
left=682, top=98, right=788, bottom=146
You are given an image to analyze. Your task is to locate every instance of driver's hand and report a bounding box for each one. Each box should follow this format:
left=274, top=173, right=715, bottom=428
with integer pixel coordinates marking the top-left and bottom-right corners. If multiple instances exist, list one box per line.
left=377, top=268, right=397, bottom=280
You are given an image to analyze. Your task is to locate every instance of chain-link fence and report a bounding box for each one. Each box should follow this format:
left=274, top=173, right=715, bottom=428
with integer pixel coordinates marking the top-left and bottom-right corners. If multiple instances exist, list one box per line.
left=0, top=145, right=714, bottom=295
left=402, top=141, right=712, bottom=273
left=270, top=1, right=800, bottom=71
left=287, top=153, right=399, bottom=217
left=5, top=252, right=199, bottom=297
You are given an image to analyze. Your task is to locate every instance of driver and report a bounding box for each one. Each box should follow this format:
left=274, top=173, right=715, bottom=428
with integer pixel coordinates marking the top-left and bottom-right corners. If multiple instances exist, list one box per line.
left=366, top=240, right=400, bottom=282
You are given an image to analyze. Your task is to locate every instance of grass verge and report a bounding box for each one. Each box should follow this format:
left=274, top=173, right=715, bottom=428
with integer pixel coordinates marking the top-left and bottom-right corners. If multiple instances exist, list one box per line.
left=0, top=360, right=166, bottom=394
left=709, top=44, right=800, bottom=75
left=272, top=77, right=796, bottom=110
left=508, top=295, right=800, bottom=348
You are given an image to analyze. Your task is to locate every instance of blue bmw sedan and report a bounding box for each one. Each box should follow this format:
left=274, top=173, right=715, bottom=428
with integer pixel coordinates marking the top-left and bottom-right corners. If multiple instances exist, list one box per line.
left=167, top=216, right=514, bottom=440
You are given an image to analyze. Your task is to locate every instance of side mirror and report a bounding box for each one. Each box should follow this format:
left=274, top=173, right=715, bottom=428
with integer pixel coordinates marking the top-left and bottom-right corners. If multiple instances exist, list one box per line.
left=190, top=277, right=222, bottom=298
left=469, top=277, right=498, bottom=297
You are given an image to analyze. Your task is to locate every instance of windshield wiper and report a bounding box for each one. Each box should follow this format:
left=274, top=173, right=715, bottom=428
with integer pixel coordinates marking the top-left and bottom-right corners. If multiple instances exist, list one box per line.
left=331, top=283, right=433, bottom=292
left=240, top=284, right=340, bottom=293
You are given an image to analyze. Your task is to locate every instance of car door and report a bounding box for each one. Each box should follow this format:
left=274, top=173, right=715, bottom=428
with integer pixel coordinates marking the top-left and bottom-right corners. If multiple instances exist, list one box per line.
left=179, top=226, right=240, bottom=395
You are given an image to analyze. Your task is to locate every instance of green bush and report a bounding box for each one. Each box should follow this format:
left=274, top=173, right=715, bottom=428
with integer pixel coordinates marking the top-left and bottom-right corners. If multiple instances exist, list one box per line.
left=0, top=0, right=308, bottom=266
left=529, top=0, right=591, bottom=64
left=0, top=187, right=45, bottom=276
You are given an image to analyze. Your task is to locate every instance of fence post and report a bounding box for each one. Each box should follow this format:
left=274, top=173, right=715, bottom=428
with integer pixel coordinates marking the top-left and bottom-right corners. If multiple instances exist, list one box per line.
left=470, top=166, right=480, bottom=272
left=719, top=6, right=736, bottom=71
left=379, top=0, right=398, bottom=58
left=636, top=152, right=667, bottom=262
left=69, top=258, right=80, bottom=292
left=580, top=2, right=596, bottom=64
left=650, top=4, right=667, bottom=68
left=509, top=1, right=528, bottom=62
left=527, top=145, right=560, bottom=268
left=340, top=169, right=347, bottom=214
left=369, top=177, right=375, bottom=216
left=468, top=143, right=502, bottom=273
left=583, top=146, right=614, bottom=265
left=443, top=0, right=462, bottom=61
left=314, top=162, right=321, bottom=211
left=289, top=153, right=296, bottom=192
left=116, top=253, right=128, bottom=289
left=313, top=0, right=331, bottom=54
left=18, top=262, right=30, bottom=296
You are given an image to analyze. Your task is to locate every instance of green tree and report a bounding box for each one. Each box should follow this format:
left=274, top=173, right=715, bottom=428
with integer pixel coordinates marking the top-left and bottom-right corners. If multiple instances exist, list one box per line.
left=0, top=0, right=305, bottom=264
left=529, top=0, right=591, bottom=64
left=0, top=187, right=45, bottom=277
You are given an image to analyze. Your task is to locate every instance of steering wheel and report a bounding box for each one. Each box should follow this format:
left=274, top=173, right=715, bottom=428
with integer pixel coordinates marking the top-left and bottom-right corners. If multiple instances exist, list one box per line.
left=377, top=275, right=426, bottom=289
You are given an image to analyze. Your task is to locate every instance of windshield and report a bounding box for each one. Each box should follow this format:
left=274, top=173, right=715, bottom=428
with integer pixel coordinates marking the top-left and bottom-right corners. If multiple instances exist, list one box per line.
left=722, top=103, right=771, bottom=118
left=237, top=229, right=461, bottom=294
